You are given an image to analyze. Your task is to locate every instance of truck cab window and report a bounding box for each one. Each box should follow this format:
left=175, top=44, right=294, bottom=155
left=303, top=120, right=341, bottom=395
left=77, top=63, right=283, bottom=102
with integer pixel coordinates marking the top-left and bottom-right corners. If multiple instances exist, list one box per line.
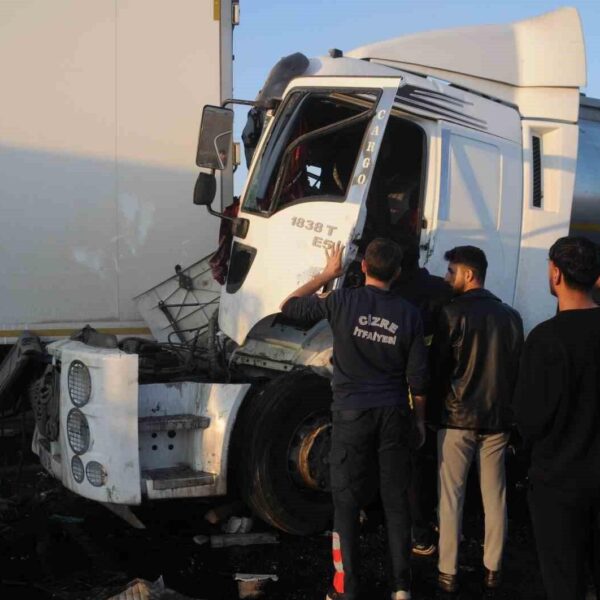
left=360, top=116, right=425, bottom=250
left=243, top=92, right=376, bottom=215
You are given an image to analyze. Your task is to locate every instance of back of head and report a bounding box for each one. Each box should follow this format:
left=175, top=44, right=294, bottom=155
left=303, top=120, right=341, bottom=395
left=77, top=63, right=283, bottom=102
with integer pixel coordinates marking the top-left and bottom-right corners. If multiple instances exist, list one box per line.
left=365, top=238, right=403, bottom=282
left=396, top=235, right=420, bottom=276
left=549, top=236, right=600, bottom=292
left=444, top=245, right=488, bottom=284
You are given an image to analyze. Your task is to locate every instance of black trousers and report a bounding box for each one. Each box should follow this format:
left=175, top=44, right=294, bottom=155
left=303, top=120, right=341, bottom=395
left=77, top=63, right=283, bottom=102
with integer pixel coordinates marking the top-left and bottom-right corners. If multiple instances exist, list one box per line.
left=408, top=429, right=434, bottom=545
left=529, top=479, right=600, bottom=600
left=329, top=406, right=412, bottom=599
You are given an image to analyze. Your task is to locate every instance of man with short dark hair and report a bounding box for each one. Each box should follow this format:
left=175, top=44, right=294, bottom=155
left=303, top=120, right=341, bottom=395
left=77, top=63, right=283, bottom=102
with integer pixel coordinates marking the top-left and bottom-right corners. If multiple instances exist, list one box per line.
left=431, top=245, right=523, bottom=593
left=514, top=236, right=600, bottom=600
left=281, top=238, right=428, bottom=600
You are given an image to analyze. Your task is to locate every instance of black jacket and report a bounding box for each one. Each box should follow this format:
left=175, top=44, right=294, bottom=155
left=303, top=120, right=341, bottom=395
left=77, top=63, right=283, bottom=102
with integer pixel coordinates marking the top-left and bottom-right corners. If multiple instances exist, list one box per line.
left=393, top=268, right=453, bottom=338
left=514, top=308, right=600, bottom=491
left=430, top=288, right=524, bottom=431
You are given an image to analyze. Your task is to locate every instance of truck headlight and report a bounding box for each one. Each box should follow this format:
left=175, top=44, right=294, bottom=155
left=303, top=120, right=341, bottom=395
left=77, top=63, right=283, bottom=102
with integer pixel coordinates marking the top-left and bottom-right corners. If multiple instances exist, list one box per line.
left=68, top=360, right=91, bottom=407
left=85, top=461, right=106, bottom=487
left=66, top=409, right=90, bottom=454
left=71, top=456, right=85, bottom=483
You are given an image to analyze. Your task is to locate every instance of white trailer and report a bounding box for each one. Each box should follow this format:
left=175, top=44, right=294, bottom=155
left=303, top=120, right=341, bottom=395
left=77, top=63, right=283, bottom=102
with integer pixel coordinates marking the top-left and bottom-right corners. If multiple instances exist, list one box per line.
left=15, top=7, right=600, bottom=534
left=0, top=0, right=237, bottom=344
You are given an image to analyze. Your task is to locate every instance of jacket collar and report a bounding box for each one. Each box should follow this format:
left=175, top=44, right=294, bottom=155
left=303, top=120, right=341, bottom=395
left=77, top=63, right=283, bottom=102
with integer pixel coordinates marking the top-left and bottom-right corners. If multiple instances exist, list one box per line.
left=365, top=284, right=391, bottom=295
left=452, top=288, right=500, bottom=303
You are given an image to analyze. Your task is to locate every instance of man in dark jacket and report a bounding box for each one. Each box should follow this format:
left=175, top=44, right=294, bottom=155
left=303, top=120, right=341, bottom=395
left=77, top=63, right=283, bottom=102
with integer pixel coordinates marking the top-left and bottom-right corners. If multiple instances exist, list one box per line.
left=393, top=239, right=453, bottom=341
left=281, top=238, right=428, bottom=600
left=431, top=246, right=523, bottom=593
left=514, top=236, right=600, bottom=600
left=394, top=239, right=452, bottom=556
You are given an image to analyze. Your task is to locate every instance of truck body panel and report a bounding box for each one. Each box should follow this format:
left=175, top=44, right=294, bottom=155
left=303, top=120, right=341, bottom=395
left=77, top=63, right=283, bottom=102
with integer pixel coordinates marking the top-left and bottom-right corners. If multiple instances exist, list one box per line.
left=425, top=121, right=523, bottom=306
left=0, top=0, right=234, bottom=343
left=36, top=339, right=141, bottom=504
left=571, top=97, right=600, bottom=245
left=33, top=337, right=250, bottom=503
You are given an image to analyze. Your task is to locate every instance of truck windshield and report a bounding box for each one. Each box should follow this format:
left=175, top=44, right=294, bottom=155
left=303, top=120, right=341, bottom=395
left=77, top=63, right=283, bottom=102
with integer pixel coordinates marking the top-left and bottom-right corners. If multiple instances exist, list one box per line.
left=243, top=91, right=378, bottom=214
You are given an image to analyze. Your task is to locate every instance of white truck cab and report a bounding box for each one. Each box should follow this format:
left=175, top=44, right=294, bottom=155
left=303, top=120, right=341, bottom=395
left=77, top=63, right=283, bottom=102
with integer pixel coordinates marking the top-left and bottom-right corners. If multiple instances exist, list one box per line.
left=220, top=6, right=585, bottom=344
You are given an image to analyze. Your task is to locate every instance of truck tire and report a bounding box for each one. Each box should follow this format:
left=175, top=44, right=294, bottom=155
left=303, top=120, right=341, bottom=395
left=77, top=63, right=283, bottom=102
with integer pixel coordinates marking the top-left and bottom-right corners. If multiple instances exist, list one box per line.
left=237, top=370, right=333, bottom=535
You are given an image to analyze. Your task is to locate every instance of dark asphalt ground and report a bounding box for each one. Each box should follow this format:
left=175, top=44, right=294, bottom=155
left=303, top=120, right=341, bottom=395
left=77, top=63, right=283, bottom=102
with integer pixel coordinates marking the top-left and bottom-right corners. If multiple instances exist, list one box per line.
left=0, top=448, right=566, bottom=600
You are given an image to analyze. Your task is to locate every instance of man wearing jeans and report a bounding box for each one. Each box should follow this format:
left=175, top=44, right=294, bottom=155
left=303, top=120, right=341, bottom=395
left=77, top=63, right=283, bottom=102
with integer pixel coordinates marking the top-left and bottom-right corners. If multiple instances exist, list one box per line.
left=281, top=238, right=428, bottom=600
left=430, top=246, right=523, bottom=593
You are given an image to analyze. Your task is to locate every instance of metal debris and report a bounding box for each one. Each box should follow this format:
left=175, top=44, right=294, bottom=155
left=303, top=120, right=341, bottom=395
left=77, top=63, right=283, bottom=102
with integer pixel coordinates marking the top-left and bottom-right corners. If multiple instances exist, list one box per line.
left=234, top=573, right=278, bottom=599
left=106, top=576, right=202, bottom=600
left=210, top=532, right=279, bottom=548
left=203, top=500, right=244, bottom=525
left=222, top=516, right=253, bottom=534
left=192, top=534, right=209, bottom=546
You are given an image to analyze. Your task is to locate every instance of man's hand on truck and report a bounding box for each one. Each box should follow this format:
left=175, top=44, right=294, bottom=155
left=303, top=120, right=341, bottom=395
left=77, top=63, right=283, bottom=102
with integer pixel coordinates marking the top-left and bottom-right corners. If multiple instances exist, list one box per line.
left=280, top=242, right=345, bottom=308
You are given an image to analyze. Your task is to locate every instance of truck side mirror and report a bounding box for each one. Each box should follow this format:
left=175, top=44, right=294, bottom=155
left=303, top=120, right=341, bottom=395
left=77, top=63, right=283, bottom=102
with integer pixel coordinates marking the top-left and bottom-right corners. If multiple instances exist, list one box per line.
left=196, top=106, right=234, bottom=170
left=193, top=172, right=217, bottom=206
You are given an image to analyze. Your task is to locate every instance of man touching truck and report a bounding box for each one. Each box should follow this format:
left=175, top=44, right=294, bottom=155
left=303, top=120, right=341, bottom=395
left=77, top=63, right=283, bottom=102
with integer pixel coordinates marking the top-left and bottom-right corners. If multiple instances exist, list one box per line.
left=281, top=239, right=428, bottom=600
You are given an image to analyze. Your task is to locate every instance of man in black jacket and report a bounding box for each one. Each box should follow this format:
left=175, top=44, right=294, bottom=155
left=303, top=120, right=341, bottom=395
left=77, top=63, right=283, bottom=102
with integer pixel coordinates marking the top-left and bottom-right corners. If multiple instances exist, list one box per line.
left=431, top=246, right=523, bottom=593
left=392, top=239, right=453, bottom=341
left=281, top=238, right=428, bottom=600
left=393, top=239, right=453, bottom=556
left=514, top=236, right=600, bottom=600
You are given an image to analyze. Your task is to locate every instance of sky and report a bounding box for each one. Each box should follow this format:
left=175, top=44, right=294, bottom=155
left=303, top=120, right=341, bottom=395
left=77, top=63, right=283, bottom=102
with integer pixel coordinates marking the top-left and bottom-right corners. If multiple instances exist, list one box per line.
left=231, top=0, right=600, bottom=190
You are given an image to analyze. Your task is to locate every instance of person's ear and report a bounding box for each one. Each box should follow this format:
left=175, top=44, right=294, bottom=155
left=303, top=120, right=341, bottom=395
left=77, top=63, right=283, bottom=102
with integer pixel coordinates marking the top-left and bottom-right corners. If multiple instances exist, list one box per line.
left=361, top=259, right=368, bottom=275
left=553, top=265, right=562, bottom=287
left=390, top=266, right=402, bottom=283
left=464, top=267, right=474, bottom=285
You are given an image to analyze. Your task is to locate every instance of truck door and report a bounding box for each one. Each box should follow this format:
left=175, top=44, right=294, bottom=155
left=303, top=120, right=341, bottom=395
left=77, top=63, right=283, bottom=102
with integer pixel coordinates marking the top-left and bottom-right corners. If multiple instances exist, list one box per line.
left=219, top=80, right=401, bottom=345
left=424, top=123, right=523, bottom=303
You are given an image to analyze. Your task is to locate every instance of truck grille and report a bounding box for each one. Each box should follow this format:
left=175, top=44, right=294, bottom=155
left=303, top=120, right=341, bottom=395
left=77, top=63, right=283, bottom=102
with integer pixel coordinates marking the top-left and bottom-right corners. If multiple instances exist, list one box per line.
left=66, top=409, right=90, bottom=454
left=68, top=360, right=91, bottom=407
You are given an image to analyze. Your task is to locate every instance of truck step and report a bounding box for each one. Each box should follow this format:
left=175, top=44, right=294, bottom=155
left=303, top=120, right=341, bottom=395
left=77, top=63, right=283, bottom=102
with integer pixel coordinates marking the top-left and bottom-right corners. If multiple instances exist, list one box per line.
left=138, top=414, right=210, bottom=433
left=142, top=466, right=215, bottom=490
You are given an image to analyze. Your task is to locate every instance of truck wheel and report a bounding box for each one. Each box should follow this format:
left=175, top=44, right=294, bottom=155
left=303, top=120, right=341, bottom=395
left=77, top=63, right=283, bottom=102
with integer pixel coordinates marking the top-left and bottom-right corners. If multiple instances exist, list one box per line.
left=237, top=370, right=333, bottom=535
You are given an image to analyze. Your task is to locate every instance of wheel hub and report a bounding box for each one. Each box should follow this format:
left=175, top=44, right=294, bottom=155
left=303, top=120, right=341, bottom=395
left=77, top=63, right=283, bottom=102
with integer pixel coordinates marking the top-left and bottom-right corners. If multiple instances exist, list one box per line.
left=288, top=414, right=331, bottom=491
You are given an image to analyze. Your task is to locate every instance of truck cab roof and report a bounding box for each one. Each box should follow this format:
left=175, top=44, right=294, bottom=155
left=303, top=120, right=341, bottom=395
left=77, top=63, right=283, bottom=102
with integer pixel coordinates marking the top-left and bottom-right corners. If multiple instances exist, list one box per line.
left=346, top=6, right=586, bottom=90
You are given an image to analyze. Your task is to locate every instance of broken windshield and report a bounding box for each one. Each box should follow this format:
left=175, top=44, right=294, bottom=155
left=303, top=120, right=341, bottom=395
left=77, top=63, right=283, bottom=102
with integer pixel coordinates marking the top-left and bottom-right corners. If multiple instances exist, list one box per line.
left=242, top=90, right=378, bottom=215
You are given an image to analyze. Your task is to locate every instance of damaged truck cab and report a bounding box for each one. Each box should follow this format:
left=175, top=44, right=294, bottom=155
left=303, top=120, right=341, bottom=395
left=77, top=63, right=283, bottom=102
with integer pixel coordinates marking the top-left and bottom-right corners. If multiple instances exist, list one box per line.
left=31, top=8, right=600, bottom=534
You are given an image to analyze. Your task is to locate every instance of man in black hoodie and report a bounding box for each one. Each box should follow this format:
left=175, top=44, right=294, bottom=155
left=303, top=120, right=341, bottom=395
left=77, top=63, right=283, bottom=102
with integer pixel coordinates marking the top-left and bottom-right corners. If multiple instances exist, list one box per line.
left=431, top=246, right=523, bottom=593
left=514, top=236, right=600, bottom=600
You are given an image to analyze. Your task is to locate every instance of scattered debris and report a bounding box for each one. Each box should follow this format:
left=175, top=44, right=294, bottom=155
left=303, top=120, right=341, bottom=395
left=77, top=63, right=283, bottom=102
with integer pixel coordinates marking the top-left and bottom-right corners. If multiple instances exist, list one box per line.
left=222, top=516, right=253, bottom=534
left=203, top=500, right=244, bottom=525
left=49, top=514, right=85, bottom=525
left=101, top=501, right=146, bottom=529
left=210, top=532, right=279, bottom=548
left=106, top=576, right=202, bottom=600
left=234, top=573, right=278, bottom=599
left=192, top=534, right=209, bottom=546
